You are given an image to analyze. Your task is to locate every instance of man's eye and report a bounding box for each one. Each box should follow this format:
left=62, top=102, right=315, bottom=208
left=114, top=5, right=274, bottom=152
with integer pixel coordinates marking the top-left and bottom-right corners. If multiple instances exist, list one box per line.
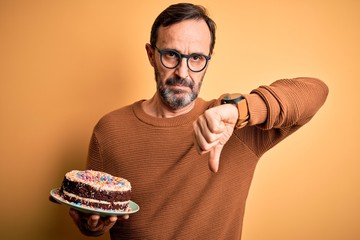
left=165, top=51, right=177, bottom=58
left=191, top=55, right=204, bottom=62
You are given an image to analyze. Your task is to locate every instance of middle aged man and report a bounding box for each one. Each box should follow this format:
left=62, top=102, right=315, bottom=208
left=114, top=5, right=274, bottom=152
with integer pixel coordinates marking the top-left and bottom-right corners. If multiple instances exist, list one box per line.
left=67, top=3, right=329, bottom=239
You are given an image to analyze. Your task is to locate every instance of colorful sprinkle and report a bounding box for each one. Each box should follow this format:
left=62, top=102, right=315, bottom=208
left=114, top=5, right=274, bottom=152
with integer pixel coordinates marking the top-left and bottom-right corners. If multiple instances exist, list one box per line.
left=74, top=170, right=129, bottom=188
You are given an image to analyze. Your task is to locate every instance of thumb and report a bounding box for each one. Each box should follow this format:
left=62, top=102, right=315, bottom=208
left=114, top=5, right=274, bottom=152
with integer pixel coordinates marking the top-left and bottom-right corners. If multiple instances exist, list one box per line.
left=88, top=215, right=100, bottom=228
left=208, top=144, right=223, bottom=173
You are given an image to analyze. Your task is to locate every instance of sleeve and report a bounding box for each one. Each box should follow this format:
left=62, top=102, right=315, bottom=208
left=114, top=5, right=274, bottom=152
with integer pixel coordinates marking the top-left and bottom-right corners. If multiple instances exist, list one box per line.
left=238, top=77, right=329, bottom=157
left=85, top=131, right=104, bottom=171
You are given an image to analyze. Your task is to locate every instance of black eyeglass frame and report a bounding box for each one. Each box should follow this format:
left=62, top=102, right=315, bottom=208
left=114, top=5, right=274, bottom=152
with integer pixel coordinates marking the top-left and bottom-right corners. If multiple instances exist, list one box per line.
left=153, top=45, right=211, bottom=73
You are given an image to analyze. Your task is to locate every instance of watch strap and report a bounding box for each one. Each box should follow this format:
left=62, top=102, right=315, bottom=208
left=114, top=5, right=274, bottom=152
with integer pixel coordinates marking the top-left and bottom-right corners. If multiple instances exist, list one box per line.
left=221, top=93, right=249, bottom=128
left=235, top=97, right=249, bottom=128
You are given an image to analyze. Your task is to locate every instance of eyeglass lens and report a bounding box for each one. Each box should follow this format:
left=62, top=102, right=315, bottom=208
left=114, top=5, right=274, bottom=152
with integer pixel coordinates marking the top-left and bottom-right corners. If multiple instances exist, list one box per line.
left=160, top=49, right=209, bottom=72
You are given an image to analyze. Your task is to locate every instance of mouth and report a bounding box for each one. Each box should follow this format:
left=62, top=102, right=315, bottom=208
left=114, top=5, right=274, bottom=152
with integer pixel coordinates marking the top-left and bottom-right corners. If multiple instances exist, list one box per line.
left=170, top=83, right=190, bottom=88
left=168, top=85, right=190, bottom=94
left=166, top=78, right=194, bottom=89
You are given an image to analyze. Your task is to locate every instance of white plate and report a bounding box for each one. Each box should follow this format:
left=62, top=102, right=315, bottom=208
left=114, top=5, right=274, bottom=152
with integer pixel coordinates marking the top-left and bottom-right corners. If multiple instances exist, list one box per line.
left=50, top=188, right=139, bottom=217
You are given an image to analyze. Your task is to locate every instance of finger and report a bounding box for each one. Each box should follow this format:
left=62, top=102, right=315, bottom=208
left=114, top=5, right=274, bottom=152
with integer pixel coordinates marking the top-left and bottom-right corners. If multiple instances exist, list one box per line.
left=193, top=121, right=221, bottom=153
left=88, top=214, right=100, bottom=228
left=109, top=216, right=118, bottom=222
left=103, top=216, right=118, bottom=228
left=193, top=127, right=205, bottom=154
left=120, top=214, right=130, bottom=220
left=69, top=208, right=80, bottom=222
left=193, top=116, right=212, bottom=145
left=203, top=109, right=226, bottom=133
left=196, top=115, right=224, bottom=143
left=208, top=144, right=223, bottom=173
left=193, top=121, right=207, bottom=154
left=194, top=132, right=219, bottom=154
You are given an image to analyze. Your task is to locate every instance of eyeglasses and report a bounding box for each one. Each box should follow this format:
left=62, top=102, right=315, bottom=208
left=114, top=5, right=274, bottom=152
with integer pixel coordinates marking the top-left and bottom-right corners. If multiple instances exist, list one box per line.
left=153, top=46, right=211, bottom=72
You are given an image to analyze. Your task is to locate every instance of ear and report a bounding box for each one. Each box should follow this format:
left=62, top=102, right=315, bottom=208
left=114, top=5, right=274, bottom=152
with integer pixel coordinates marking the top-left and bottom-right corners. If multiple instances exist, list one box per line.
left=206, top=51, right=214, bottom=69
left=145, top=43, right=155, bottom=67
left=209, top=51, right=215, bottom=62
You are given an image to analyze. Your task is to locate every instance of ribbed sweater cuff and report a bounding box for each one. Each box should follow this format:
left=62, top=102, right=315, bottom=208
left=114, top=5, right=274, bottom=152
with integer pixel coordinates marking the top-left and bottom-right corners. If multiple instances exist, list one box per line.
left=243, top=93, right=267, bottom=126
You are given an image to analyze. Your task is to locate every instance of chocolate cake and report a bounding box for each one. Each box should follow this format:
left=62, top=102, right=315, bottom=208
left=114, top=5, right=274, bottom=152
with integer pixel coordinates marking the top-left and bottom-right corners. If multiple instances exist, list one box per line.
left=59, top=170, right=131, bottom=211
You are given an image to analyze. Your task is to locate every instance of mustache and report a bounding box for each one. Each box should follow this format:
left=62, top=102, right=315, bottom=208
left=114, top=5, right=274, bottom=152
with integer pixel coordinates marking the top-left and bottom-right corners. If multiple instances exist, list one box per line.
left=165, top=77, right=194, bottom=89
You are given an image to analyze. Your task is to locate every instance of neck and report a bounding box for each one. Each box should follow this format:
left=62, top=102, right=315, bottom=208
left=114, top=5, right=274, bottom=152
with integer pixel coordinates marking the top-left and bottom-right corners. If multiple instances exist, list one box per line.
left=142, top=93, right=195, bottom=118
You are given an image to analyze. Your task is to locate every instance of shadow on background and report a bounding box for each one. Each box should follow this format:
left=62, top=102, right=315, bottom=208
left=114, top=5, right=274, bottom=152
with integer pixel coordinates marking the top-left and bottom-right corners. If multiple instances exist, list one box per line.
left=44, top=143, right=111, bottom=240
left=38, top=43, right=141, bottom=240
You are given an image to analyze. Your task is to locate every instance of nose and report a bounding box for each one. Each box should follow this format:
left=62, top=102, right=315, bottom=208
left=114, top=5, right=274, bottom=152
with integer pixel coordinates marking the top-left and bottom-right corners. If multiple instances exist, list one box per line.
left=175, top=58, right=190, bottom=79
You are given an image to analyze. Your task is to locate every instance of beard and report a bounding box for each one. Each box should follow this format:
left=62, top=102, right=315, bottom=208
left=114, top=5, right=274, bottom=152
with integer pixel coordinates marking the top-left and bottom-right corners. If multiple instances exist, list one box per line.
left=154, top=66, right=204, bottom=110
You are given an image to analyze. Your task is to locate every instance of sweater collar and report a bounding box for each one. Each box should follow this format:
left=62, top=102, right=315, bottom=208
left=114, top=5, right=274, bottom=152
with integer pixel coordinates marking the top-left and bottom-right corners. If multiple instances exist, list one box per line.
left=132, top=98, right=213, bottom=127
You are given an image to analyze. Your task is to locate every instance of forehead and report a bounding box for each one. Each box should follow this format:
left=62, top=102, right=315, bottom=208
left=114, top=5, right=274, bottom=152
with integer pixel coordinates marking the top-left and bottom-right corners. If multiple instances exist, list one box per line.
left=157, top=19, right=211, bottom=53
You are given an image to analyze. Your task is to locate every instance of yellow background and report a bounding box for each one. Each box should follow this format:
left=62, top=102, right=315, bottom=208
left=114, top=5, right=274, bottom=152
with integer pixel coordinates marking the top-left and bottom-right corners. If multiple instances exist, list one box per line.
left=1, top=0, right=359, bottom=239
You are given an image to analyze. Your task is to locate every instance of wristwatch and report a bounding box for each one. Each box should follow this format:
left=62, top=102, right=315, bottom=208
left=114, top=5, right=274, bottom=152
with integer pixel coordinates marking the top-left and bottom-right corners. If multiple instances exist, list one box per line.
left=221, top=93, right=249, bottom=128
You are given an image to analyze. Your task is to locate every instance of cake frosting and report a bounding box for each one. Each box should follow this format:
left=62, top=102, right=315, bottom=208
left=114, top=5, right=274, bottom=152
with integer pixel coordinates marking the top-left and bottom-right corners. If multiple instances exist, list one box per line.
left=59, top=170, right=131, bottom=211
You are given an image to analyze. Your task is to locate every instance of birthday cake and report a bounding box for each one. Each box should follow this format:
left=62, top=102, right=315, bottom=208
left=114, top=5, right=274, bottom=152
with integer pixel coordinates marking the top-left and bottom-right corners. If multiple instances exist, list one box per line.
left=59, top=170, right=131, bottom=211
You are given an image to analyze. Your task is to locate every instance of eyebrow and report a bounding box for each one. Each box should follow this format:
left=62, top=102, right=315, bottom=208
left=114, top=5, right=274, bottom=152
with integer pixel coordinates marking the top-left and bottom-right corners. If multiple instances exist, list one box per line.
left=162, top=47, right=209, bottom=56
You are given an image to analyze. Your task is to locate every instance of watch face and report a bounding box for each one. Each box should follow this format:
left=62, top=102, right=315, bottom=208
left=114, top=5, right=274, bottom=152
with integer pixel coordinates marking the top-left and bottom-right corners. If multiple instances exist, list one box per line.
left=221, top=94, right=244, bottom=104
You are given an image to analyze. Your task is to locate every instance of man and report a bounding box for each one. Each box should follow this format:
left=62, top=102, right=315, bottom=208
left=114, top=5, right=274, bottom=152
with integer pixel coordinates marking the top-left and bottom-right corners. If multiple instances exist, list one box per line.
left=69, top=3, right=328, bottom=239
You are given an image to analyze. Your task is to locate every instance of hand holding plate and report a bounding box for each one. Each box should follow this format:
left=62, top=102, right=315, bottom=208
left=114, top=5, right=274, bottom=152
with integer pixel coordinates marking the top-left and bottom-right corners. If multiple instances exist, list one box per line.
left=69, top=208, right=127, bottom=237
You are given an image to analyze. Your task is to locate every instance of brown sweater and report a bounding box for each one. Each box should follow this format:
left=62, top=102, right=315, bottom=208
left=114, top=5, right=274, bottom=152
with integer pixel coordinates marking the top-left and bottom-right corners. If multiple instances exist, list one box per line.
left=87, top=77, right=328, bottom=239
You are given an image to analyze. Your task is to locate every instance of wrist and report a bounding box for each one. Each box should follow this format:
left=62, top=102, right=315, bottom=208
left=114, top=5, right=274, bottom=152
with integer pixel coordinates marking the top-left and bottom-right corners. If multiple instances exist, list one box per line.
left=245, top=93, right=267, bottom=125
left=79, top=226, right=106, bottom=237
left=221, top=93, right=249, bottom=128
